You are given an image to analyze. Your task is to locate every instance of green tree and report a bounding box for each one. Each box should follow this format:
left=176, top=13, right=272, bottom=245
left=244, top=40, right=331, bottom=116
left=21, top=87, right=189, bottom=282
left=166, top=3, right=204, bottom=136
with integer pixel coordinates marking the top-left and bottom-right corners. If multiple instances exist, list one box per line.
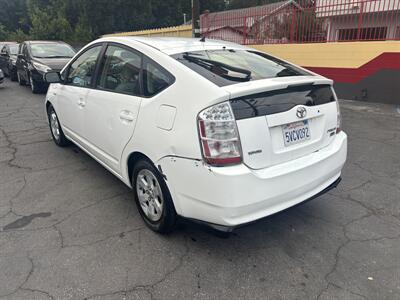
left=7, top=29, right=30, bottom=43
left=0, top=24, right=9, bottom=41
left=1, top=0, right=281, bottom=43
left=29, top=5, right=72, bottom=40
left=71, top=18, right=94, bottom=44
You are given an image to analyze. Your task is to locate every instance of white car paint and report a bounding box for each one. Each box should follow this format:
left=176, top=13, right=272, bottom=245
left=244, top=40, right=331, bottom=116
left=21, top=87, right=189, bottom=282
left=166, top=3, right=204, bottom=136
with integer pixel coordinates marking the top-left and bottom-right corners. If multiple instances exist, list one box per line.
left=45, top=37, right=347, bottom=228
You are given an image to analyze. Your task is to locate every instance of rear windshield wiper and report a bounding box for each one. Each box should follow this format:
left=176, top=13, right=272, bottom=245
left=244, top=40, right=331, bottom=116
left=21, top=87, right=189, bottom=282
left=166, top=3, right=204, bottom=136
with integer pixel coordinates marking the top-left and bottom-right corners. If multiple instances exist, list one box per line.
left=182, top=54, right=252, bottom=82
left=276, top=68, right=300, bottom=77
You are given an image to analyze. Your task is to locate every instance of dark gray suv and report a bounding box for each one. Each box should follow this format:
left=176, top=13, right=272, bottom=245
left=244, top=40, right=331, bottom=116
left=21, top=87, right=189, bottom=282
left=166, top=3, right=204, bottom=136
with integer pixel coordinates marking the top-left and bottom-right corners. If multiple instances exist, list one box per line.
left=16, top=41, right=76, bottom=93
left=0, top=43, right=19, bottom=81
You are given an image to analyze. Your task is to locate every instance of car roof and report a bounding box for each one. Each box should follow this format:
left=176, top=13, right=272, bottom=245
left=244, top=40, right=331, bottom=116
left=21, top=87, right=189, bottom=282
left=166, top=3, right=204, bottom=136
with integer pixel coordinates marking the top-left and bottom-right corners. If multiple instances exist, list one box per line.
left=0, top=41, right=17, bottom=47
left=102, top=36, right=250, bottom=55
left=26, top=41, right=67, bottom=44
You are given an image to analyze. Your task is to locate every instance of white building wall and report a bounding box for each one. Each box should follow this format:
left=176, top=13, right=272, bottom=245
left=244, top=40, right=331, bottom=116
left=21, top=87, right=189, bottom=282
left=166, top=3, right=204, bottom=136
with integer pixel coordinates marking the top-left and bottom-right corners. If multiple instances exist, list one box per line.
left=326, top=14, right=400, bottom=40
left=316, top=0, right=400, bottom=17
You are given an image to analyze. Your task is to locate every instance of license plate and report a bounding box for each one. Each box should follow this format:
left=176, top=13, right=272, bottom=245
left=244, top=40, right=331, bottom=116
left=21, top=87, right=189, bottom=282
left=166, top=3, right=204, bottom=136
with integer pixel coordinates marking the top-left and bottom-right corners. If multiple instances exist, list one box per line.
left=282, top=120, right=311, bottom=146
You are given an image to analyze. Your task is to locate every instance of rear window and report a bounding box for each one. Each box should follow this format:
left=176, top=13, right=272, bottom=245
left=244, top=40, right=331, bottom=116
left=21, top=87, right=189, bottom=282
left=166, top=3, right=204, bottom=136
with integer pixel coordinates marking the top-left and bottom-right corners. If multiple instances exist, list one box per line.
left=172, top=49, right=310, bottom=87
left=230, top=84, right=335, bottom=120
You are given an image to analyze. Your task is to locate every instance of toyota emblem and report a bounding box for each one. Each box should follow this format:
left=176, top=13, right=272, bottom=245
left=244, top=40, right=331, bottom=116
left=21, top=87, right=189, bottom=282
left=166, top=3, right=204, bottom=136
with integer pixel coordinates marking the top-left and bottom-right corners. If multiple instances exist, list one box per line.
left=296, top=107, right=307, bottom=119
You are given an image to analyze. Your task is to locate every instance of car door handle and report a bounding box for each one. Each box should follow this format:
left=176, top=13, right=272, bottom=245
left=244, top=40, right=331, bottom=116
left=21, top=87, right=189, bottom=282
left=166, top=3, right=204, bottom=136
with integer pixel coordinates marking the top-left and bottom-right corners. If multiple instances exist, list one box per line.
left=77, top=98, right=86, bottom=107
left=119, top=110, right=135, bottom=122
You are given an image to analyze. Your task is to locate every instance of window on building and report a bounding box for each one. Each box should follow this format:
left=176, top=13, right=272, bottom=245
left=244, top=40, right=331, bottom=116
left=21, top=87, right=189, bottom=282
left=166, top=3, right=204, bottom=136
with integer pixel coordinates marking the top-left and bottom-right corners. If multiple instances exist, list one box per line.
left=337, top=27, right=388, bottom=41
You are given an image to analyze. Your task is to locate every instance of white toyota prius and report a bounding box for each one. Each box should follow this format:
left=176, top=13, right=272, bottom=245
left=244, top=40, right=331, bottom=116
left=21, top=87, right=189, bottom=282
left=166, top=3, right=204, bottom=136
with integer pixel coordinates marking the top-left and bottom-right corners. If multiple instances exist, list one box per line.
left=44, top=37, right=347, bottom=233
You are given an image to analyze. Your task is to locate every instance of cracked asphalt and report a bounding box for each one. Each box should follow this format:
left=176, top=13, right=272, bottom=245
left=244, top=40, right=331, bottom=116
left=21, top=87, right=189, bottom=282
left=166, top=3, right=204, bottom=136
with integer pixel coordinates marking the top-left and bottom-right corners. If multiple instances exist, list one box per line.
left=0, top=78, right=399, bottom=300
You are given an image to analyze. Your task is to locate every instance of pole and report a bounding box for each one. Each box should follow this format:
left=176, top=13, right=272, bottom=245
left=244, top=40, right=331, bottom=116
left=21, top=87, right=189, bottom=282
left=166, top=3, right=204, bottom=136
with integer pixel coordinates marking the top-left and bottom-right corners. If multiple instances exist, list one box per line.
left=192, top=0, right=200, bottom=37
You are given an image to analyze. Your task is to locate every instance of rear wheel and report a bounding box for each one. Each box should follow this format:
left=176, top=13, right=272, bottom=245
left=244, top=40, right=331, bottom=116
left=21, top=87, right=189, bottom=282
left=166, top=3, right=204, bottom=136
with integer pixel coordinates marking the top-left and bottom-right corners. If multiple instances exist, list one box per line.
left=132, top=159, right=177, bottom=233
left=10, top=68, right=17, bottom=82
left=47, top=105, right=70, bottom=147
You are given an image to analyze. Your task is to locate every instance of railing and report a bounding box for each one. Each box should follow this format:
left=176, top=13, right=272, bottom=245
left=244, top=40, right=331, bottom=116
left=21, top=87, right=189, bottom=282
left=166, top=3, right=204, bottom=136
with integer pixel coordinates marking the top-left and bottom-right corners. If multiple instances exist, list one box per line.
left=104, top=25, right=192, bottom=38
left=200, top=0, right=400, bottom=44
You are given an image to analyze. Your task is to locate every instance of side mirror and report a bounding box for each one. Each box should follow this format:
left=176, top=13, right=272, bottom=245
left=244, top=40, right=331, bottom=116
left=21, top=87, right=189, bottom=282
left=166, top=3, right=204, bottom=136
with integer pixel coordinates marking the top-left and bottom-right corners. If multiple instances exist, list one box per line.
left=44, top=71, right=62, bottom=84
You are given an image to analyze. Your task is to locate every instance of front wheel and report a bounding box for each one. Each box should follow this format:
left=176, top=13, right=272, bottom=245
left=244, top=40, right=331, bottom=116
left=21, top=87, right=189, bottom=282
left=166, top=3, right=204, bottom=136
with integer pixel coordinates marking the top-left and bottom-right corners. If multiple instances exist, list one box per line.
left=132, top=159, right=177, bottom=233
left=30, top=75, right=43, bottom=94
left=47, top=105, right=70, bottom=147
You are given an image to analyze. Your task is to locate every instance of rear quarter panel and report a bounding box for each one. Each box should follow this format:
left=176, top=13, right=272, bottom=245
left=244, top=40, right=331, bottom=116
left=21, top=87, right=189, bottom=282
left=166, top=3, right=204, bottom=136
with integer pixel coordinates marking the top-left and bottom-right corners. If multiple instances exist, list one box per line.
left=118, top=39, right=230, bottom=183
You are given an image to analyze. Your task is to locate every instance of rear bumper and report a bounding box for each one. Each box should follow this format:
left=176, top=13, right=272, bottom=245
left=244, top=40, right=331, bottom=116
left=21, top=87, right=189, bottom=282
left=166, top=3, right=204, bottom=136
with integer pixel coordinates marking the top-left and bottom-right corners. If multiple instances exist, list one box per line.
left=189, top=176, right=342, bottom=232
left=159, top=132, right=347, bottom=227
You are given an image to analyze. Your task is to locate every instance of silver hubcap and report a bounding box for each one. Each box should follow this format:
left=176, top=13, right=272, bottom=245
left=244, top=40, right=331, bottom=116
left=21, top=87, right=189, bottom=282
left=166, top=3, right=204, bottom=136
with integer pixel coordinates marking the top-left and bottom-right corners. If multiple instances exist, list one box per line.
left=136, top=169, right=164, bottom=222
left=30, top=77, right=34, bottom=91
left=50, top=111, right=60, bottom=141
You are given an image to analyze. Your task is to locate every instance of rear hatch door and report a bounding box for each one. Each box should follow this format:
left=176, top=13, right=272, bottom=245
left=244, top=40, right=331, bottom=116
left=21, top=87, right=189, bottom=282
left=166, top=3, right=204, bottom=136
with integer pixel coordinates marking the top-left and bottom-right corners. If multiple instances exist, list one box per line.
left=224, top=76, right=338, bottom=170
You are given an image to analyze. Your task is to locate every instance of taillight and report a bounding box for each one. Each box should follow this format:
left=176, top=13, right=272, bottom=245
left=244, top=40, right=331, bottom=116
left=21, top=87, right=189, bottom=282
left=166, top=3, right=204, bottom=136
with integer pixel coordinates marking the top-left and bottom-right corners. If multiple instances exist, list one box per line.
left=336, top=100, right=342, bottom=133
left=198, top=102, right=242, bottom=166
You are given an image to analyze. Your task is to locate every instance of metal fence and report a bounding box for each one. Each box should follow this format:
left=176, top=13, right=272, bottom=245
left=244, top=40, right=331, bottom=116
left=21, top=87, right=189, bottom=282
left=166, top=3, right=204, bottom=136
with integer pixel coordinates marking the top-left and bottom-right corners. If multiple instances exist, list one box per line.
left=200, top=0, right=400, bottom=44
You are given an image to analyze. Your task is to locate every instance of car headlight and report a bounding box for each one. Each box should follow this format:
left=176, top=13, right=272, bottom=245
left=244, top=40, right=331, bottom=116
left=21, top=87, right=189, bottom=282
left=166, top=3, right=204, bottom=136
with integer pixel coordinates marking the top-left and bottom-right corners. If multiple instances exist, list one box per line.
left=32, top=62, right=52, bottom=73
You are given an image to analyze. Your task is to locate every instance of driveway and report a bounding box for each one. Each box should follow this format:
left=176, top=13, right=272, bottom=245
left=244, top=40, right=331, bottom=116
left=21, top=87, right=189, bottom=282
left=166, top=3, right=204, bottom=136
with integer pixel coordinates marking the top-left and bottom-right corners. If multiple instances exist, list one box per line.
left=0, top=79, right=399, bottom=300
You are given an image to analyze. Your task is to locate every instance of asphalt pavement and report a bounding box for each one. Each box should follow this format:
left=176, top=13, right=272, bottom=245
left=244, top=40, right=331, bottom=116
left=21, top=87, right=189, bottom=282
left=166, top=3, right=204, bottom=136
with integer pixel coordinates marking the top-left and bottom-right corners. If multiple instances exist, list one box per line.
left=0, top=78, right=399, bottom=300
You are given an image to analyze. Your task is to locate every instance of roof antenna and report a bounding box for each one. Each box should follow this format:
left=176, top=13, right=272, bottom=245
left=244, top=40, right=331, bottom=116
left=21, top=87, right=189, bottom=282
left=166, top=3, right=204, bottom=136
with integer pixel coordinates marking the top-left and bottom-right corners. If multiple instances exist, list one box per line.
left=200, top=36, right=206, bottom=42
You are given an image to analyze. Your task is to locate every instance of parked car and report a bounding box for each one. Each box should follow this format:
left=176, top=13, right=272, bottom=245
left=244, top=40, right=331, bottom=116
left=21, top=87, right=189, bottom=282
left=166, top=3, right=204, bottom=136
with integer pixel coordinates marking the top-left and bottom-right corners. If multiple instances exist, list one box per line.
left=44, top=37, right=347, bottom=233
left=0, top=68, right=4, bottom=85
left=0, top=43, right=19, bottom=81
left=16, top=41, right=76, bottom=93
left=0, top=41, right=17, bottom=51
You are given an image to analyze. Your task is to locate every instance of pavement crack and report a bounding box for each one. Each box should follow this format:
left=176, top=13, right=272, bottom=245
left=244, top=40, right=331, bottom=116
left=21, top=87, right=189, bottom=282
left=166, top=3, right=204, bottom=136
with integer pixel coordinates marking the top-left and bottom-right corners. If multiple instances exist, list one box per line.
left=0, top=192, right=130, bottom=234
left=0, top=126, right=32, bottom=171
left=83, top=235, right=190, bottom=300
left=316, top=212, right=374, bottom=300
left=0, top=176, right=27, bottom=221
left=62, top=226, right=145, bottom=249
left=341, top=179, right=372, bottom=192
left=53, top=225, right=64, bottom=248
left=0, top=254, right=35, bottom=298
left=19, top=288, right=55, bottom=300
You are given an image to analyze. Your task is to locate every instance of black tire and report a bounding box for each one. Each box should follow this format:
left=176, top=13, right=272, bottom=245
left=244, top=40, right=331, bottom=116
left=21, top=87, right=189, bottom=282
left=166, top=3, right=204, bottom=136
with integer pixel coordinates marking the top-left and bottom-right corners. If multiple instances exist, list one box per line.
left=47, top=105, right=70, bottom=147
left=132, top=159, right=177, bottom=233
left=17, top=72, right=26, bottom=86
left=29, top=74, right=43, bottom=94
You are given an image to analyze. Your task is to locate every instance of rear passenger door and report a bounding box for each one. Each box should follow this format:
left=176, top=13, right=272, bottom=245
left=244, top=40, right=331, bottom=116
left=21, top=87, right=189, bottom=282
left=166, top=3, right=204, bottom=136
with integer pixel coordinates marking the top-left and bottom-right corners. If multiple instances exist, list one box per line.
left=83, top=44, right=143, bottom=173
left=17, top=43, right=29, bottom=81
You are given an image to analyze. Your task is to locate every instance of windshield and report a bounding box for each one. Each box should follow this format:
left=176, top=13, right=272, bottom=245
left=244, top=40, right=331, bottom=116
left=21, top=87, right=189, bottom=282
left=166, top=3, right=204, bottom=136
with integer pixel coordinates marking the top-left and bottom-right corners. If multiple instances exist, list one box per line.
left=9, top=44, right=19, bottom=55
left=30, top=43, right=76, bottom=58
left=173, top=49, right=310, bottom=87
